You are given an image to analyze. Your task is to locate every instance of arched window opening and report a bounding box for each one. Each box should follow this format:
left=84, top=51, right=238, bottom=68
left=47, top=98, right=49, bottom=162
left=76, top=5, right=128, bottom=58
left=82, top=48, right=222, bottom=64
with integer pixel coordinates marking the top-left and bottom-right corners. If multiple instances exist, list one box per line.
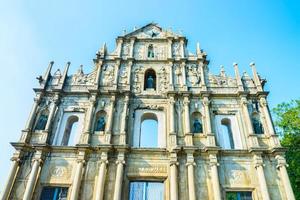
left=35, top=110, right=49, bottom=131
left=140, top=113, right=158, bottom=147
left=147, top=44, right=154, bottom=58
left=94, top=111, right=107, bottom=132
left=61, top=116, right=79, bottom=146
left=144, top=69, right=156, bottom=90
left=221, top=118, right=235, bottom=149
left=252, top=113, right=264, bottom=134
left=192, top=112, right=203, bottom=133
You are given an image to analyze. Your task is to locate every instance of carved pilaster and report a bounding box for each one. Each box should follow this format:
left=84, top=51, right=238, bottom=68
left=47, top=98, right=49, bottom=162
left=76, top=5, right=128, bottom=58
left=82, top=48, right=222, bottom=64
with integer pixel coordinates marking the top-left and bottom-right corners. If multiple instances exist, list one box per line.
left=23, top=151, right=44, bottom=200
left=186, top=153, right=196, bottom=200
left=2, top=152, right=22, bottom=200
left=169, top=152, right=178, bottom=200
left=113, top=152, right=126, bottom=200
left=119, top=95, right=129, bottom=145
left=253, top=154, right=271, bottom=200
left=208, top=154, right=221, bottom=200
left=70, top=151, right=86, bottom=200
left=105, top=95, right=115, bottom=144
left=240, top=96, right=259, bottom=148
left=275, top=155, right=296, bottom=200
left=94, top=152, right=109, bottom=200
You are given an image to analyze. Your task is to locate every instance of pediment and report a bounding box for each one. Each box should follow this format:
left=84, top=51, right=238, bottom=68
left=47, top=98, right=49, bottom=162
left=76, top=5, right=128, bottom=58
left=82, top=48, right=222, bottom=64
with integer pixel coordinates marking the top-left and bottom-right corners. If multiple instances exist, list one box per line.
left=124, top=23, right=180, bottom=39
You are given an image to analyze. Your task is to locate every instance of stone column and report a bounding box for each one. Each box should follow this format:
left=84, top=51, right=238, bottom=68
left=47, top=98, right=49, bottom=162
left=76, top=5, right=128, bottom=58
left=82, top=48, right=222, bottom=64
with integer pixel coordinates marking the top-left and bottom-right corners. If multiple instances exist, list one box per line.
left=233, top=63, right=244, bottom=91
left=116, top=38, right=123, bottom=57
left=259, top=97, right=275, bottom=135
left=181, top=62, right=187, bottom=87
left=129, top=37, right=135, bottom=58
left=250, top=62, right=263, bottom=92
left=169, top=153, right=178, bottom=200
left=80, top=95, right=97, bottom=144
left=169, top=96, right=177, bottom=147
left=276, top=155, right=296, bottom=200
left=119, top=95, right=129, bottom=144
left=253, top=154, right=271, bottom=200
left=105, top=96, right=115, bottom=144
left=180, top=39, right=185, bottom=58
left=209, top=154, right=221, bottom=200
left=183, top=96, right=193, bottom=146
left=240, top=96, right=259, bottom=148
left=44, top=94, right=60, bottom=132
left=2, top=156, right=21, bottom=200
left=94, top=152, right=108, bottom=200
left=198, top=62, right=207, bottom=90
left=84, top=95, right=97, bottom=133
left=70, top=155, right=85, bottom=200
left=186, top=153, right=196, bottom=200
left=25, top=94, right=42, bottom=131
left=203, top=97, right=216, bottom=146
left=113, top=152, right=125, bottom=200
left=113, top=60, right=121, bottom=88
left=169, top=62, right=174, bottom=90
left=167, top=38, right=173, bottom=59
left=126, top=61, right=133, bottom=87
left=259, top=97, right=280, bottom=147
left=95, top=60, right=104, bottom=86
left=23, top=151, right=43, bottom=200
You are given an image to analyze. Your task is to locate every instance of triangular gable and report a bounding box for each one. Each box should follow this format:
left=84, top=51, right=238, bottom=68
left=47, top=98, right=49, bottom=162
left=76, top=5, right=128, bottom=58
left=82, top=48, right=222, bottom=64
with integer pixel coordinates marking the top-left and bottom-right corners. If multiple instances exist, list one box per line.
left=124, top=23, right=180, bottom=39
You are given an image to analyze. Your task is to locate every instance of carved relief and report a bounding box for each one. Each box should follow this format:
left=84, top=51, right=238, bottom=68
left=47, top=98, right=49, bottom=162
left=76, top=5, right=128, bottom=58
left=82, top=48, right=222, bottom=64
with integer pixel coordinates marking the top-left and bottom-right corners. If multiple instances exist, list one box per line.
left=172, top=42, right=180, bottom=57
left=127, top=165, right=167, bottom=176
left=208, top=67, right=237, bottom=87
left=118, top=63, right=128, bottom=86
left=154, top=44, right=167, bottom=60
left=122, top=42, right=130, bottom=56
left=102, top=64, right=115, bottom=86
left=186, top=64, right=201, bottom=86
left=174, top=64, right=183, bottom=86
left=71, top=66, right=96, bottom=85
left=51, top=69, right=62, bottom=85
left=158, top=66, right=168, bottom=92
left=132, top=66, right=142, bottom=93
left=134, top=42, right=145, bottom=60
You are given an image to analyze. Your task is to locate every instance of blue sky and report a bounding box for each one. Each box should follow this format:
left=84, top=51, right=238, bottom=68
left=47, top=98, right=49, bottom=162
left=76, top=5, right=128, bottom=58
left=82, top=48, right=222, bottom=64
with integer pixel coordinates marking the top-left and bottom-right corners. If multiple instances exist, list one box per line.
left=0, top=0, right=299, bottom=192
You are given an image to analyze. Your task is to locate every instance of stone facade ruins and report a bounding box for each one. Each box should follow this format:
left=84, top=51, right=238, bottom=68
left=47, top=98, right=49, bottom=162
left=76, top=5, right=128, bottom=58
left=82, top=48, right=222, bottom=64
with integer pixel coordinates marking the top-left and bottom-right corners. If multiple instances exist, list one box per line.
left=1, top=23, right=296, bottom=200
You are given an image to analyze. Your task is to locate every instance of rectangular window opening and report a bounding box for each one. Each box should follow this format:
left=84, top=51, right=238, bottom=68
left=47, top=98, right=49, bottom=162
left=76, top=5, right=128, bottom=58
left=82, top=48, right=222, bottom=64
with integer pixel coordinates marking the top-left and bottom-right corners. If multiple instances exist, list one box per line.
left=40, top=186, right=68, bottom=200
left=226, top=191, right=253, bottom=200
left=129, top=181, right=164, bottom=200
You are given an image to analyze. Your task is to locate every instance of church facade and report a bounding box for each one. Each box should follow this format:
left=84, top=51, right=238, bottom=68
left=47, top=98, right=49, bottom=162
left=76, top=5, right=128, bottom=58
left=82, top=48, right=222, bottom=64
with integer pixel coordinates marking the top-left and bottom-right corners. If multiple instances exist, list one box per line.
left=2, top=23, right=296, bottom=200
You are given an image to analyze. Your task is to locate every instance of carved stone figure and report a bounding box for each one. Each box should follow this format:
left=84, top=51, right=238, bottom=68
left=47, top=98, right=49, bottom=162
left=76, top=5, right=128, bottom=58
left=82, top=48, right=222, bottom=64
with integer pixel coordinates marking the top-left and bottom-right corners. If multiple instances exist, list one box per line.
left=193, top=119, right=202, bottom=133
left=118, top=64, right=128, bottom=85
left=175, top=64, right=182, bottom=86
left=95, top=117, right=106, bottom=131
left=35, top=114, right=48, bottom=130
left=146, top=75, right=154, bottom=89
left=187, top=64, right=200, bottom=86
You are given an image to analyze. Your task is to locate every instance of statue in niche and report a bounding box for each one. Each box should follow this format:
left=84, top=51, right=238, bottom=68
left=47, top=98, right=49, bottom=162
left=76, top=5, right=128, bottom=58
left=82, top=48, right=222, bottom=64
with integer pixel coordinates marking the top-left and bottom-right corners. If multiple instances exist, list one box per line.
left=173, top=43, right=180, bottom=56
left=175, top=65, right=182, bottom=86
left=35, top=114, right=48, bottom=130
left=193, top=119, right=203, bottom=133
left=147, top=44, right=155, bottom=58
left=95, top=117, right=106, bottom=131
left=146, top=75, right=154, bottom=89
left=252, top=117, right=264, bottom=134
